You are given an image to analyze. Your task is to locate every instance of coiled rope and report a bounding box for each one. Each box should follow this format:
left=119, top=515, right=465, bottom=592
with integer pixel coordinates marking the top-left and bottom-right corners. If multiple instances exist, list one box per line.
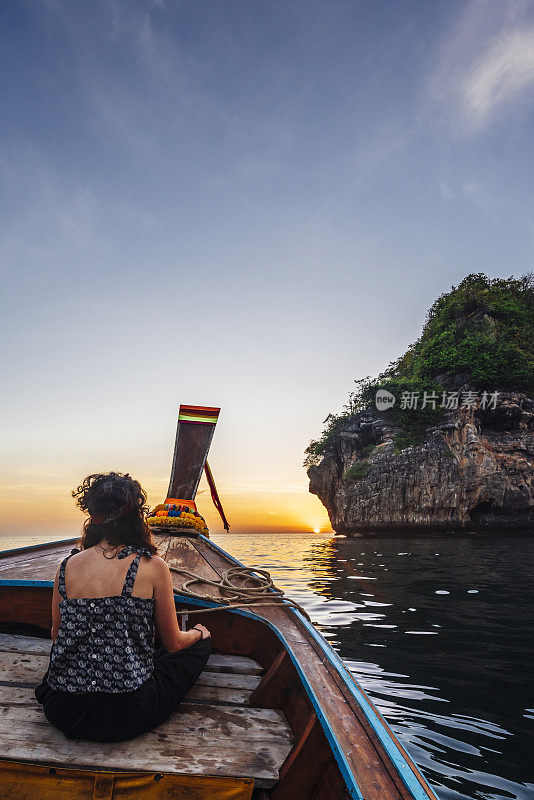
left=168, top=563, right=311, bottom=622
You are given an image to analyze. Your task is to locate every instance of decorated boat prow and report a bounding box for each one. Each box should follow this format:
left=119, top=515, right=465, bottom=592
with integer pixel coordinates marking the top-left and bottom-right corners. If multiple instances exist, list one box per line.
left=146, top=403, right=229, bottom=536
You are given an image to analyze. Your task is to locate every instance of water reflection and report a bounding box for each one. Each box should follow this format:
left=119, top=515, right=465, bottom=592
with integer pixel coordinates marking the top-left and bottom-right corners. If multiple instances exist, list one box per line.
left=211, top=532, right=534, bottom=800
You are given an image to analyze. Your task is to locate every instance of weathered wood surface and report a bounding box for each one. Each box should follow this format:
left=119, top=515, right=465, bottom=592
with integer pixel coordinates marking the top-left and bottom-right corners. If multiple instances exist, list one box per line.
left=0, top=536, right=173, bottom=583
left=1, top=703, right=292, bottom=744
left=196, top=671, right=260, bottom=691
left=0, top=547, right=74, bottom=581
left=272, top=713, right=332, bottom=800
left=0, top=651, right=261, bottom=692
left=161, top=536, right=229, bottom=601
left=0, top=681, right=253, bottom=709
left=0, top=715, right=293, bottom=787
left=0, top=634, right=263, bottom=674
left=250, top=651, right=294, bottom=709
left=167, top=412, right=218, bottom=501
left=206, top=653, right=263, bottom=675
left=310, top=761, right=352, bottom=800
left=0, top=633, right=52, bottom=654
left=0, top=634, right=293, bottom=788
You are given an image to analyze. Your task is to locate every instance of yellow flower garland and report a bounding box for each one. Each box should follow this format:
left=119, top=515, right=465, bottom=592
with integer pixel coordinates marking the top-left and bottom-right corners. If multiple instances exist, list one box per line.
left=147, top=514, right=208, bottom=534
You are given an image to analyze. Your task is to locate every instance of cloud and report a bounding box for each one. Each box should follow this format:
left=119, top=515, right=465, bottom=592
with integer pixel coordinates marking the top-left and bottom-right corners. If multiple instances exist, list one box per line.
left=427, top=0, right=534, bottom=135
left=462, top=28, right=534, bottom=128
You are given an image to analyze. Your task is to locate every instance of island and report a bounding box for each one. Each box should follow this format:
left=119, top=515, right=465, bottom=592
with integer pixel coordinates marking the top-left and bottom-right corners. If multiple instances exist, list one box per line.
left=306, top=273, right=534, bottom=534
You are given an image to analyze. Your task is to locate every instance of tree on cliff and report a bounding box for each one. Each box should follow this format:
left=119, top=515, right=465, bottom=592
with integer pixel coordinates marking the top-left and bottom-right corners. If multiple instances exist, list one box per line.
left=391, top=272, right=533, bottom=393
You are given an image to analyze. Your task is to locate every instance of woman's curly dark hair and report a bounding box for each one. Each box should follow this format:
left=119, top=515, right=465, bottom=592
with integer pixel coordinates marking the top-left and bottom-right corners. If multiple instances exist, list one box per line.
left=72, top=472, right=157, bottom=555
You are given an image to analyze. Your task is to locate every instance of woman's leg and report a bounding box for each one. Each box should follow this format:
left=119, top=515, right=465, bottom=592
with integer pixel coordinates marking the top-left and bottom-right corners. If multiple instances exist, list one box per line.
left=34, top=674, right=50, bottom=705
left=41, top=685, right=160, bottom=743
left=148, top=637, right=213, bottom=729
left=42, top=691, right=95, bottom=740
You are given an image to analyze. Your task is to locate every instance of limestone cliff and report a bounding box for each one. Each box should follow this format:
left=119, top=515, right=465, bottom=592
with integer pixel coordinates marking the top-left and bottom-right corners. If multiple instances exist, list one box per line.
left=308, top=391, right=534, bottom=533
left=306, top=274, right=534, bottom=534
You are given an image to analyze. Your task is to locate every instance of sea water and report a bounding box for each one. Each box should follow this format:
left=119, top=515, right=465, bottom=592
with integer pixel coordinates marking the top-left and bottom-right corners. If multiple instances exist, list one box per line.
left=211, top=532, right=534, bottom=800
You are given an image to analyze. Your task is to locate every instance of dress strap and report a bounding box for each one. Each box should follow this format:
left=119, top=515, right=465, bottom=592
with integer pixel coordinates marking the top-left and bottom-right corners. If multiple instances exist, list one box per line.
left=118, top=546, right=152, bottom=597
left=57, top=548, right=81, bottom=599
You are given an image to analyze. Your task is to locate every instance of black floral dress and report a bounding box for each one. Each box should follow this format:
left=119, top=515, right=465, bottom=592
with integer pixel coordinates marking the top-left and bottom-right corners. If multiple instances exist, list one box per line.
left=35, top=545, right=212, bottom=742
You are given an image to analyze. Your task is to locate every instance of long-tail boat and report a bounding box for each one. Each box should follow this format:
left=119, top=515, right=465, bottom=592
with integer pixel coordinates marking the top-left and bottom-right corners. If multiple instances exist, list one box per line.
left=0, top=404, right=439, bottom=800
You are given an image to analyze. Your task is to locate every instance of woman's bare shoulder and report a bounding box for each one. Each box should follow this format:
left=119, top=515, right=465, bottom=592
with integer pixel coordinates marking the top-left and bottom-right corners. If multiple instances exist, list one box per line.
left=146, top=554, right=170, bottom=573
left=65, top=548, right=91, bottom=567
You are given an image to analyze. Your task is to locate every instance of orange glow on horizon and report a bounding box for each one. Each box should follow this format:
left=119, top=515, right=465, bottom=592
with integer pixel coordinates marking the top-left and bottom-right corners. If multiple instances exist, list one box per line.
left=0, top=470, right=333, bottom=537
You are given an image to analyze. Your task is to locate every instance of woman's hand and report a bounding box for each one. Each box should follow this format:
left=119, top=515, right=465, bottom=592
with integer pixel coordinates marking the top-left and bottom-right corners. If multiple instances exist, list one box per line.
left=192, top=624, right=211, bottom=640
left=175, top=624, right=211, bottom=651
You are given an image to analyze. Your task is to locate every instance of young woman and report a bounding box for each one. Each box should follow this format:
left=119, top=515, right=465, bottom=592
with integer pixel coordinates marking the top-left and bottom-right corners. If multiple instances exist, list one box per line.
left=35, top=471, right=212, bottom=742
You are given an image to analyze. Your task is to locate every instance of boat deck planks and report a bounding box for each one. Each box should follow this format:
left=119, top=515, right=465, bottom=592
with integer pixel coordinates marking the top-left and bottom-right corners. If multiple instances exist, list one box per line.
left=0, top=633, right=294, bottom=788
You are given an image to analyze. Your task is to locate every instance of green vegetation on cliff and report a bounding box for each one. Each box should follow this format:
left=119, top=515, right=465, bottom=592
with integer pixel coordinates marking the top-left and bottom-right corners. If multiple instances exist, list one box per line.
left=392, top=273, right=533, bottom=391
left=343, top=460, right=370, bottom=482
left=305, top=273, right=534, bottom=466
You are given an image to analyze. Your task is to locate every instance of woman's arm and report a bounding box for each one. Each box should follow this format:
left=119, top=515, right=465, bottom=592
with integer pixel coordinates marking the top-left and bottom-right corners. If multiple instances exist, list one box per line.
left=51, top=565, right=61, bottom=642
left=152, top=557, right=210, bottom=652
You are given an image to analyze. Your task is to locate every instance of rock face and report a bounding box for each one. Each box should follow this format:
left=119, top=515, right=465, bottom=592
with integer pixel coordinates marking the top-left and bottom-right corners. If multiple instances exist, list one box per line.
left=308, top=392, right=534, bottom=533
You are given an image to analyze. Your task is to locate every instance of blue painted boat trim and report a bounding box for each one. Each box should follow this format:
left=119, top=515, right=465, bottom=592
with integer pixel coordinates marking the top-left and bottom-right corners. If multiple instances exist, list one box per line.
left=0, top=579, right=53, bottom=588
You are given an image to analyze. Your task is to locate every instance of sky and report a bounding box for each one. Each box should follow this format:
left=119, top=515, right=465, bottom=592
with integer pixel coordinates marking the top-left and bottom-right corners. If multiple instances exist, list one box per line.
left=1, top=0, right=534, bottom=536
